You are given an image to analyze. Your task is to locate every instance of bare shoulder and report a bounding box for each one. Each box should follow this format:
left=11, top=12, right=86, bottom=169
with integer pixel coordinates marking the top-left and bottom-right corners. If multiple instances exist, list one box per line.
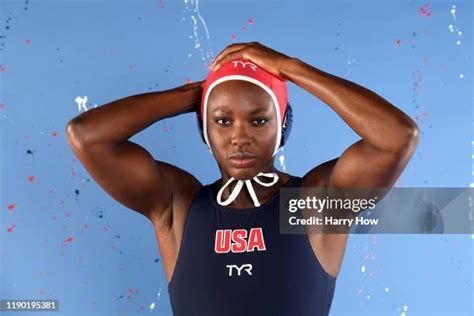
left=300, top=158, right=339, bottom=188
left=301, top=157, right=349, bottom=279
left=149, top=160, right=202, bottom=237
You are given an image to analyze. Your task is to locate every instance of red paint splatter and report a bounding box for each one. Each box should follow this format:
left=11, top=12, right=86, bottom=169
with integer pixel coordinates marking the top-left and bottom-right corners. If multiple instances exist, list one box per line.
left=248, top=18, right=253, bottom=24
left=52, top=131, right=58, bottom=137
left=65, top=237, right=73, bottom=243
left=0, top=103, right=5, bottom=109
left=185, top=77, right=193, bottom=84
left=7, top=204, right=16, bottom=211
left=231, top=34, right=237, bottom=40
left=6, top=224, right=16, bottom=233
left=0, top=65, right=6, bottom=73
left=242, top=26, right=247, bottom=32
left=418, top=4, right=432, bottom=17
left=395, top=39, right=401, bottom=46
left=27, top=176, right=34, bottom=182
left=26, top=39, right=31, bottom=44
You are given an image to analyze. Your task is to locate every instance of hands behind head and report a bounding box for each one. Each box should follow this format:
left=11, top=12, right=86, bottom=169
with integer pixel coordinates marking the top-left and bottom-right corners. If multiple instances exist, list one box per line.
left=209, top=42, right=293, bottom=80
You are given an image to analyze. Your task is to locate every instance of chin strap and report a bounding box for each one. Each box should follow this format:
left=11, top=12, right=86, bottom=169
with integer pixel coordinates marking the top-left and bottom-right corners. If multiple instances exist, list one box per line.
left=216, top=172, right=279, bottom=208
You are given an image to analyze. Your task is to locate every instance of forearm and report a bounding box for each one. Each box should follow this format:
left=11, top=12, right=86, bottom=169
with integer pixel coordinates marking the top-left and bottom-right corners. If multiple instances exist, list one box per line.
left=281, top=58, right=419, bottom=152
left=66, top=82, right=202, bottom=147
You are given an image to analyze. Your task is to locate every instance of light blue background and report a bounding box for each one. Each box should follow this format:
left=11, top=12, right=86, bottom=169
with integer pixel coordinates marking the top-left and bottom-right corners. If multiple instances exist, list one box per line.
left=0, top=0, right=472, bottom=315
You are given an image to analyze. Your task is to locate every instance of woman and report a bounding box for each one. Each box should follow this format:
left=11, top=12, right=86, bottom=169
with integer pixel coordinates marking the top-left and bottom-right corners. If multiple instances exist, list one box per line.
left=66, top=42, right=419, bottom=315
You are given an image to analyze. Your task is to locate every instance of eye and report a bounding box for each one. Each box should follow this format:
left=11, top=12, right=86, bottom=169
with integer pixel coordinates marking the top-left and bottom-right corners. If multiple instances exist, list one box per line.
left=252, top=118, right=269, bottom=126
left=215, top=118, right=232, bottom=126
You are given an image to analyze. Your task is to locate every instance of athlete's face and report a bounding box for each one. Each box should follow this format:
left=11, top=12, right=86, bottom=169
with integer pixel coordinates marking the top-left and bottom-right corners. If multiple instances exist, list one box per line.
left=206, top=80, right=278, bottom=180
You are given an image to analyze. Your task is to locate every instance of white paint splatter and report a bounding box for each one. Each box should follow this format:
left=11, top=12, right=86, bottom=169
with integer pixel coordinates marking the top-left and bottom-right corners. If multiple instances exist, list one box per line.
left=450, top=4, right=456, bottom=22
left=448, top=5, right=462, bottom=46
left=149, top=281, right=164, bottom=311
left=385, top=287, right=390, bottom=292
left=183, top=0, right=213, bottom=64
left=75, top=96, right=88, bottom=111
left=279, top=148, right=286, bottom=171
left=75, top=96, right=97, bottom=112
left=361, top=265, right=366, bottom=273
left=346, top=58, right=357, bottom=74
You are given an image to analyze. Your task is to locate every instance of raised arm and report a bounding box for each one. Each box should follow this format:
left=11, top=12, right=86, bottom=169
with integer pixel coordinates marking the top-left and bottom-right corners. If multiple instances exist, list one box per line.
left=280, top=58, right=419, bottom=192
left=65, top=81, right=203, bottom=225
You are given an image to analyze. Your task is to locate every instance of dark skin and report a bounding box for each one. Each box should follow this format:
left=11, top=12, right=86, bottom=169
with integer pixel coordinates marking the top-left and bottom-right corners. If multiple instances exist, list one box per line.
left=207, top=80, right=290, bottom=208
left=65, top=42, right=419, bottom=282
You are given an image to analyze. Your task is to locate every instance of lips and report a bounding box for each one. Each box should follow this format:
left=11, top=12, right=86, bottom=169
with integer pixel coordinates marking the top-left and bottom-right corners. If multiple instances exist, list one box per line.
left=230, top=151, right=256, bottom=159
left=229, top=151, right=256, bottom=169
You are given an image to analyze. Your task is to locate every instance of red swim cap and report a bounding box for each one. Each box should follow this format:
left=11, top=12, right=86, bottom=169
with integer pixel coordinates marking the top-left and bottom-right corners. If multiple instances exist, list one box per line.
left=200, top=57, right=288, bottom=156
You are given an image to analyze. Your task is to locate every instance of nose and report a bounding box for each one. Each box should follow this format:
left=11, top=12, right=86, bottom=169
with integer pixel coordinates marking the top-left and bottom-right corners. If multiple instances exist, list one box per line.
left=231, top=122, right=251, bottom=147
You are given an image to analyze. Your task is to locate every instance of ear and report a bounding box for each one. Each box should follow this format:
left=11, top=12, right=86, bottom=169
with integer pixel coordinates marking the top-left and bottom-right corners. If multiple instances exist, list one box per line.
left=280, top=102, right=293, bottom=147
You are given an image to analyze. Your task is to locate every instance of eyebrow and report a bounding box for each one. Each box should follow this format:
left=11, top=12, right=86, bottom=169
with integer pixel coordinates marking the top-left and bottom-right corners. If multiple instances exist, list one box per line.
left=212, top=106, right=270, bottom=115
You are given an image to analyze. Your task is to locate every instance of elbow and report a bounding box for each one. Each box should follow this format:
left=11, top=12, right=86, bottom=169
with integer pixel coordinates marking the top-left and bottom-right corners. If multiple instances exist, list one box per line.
left=65, top=119, right=89, bottom=150
left=395, top=121, right=420, bottom=155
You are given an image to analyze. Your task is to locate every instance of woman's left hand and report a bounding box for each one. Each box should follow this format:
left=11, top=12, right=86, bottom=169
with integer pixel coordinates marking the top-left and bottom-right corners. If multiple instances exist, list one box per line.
left=209, top=42, right=293, bottom=80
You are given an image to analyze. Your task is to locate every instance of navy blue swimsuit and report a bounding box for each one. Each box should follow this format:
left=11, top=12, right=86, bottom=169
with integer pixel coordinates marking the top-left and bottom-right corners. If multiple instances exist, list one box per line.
left=168, top=175, right=337, bottom=316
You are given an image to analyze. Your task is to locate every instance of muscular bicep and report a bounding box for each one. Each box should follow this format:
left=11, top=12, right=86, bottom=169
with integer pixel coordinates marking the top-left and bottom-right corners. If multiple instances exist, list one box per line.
left=67, top=133, right=172, bottom=221
left=329, top=139, right=416, bottom=189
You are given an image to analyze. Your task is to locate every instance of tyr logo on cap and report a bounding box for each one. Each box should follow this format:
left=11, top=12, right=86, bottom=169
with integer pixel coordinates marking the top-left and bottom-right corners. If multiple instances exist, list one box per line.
left=231, top=60, right=257, bottom=71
